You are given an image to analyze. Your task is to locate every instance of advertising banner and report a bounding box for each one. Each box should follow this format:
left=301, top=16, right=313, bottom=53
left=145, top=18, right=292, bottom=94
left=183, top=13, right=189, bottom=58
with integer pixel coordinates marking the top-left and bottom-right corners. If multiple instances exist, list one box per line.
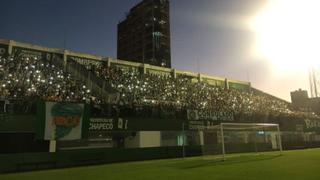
left=88, top=117, right=183, bottom=132
left=187, top=110, right=234, bottom=130
left=11, top=47, right=63, bottom=61
left=37, top=101, right=89, bottom=140
left=89, top=118, right=128, bottom=131
left=304, top=119, right=320, bottom=132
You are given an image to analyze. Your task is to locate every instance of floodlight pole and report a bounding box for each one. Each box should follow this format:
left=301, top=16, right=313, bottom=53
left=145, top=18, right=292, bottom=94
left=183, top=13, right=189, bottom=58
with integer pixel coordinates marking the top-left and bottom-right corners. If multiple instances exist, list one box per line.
left=220, top=123, right=226, bottom=161
left=276, top=124, right=283, bottom=154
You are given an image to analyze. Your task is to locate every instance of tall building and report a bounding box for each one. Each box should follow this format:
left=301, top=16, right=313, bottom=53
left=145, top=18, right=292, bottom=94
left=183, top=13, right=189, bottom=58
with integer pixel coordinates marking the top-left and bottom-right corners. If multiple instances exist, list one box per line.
left=291, top=89, right=309, bottom=109
left=290, top=89, right=320, bottom=114
left=117, top=0, right=171, bottom=68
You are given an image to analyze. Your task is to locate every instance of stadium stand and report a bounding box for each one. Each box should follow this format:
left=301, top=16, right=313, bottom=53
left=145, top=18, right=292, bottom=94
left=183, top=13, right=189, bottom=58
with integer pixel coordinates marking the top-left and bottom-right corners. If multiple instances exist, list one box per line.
left=0, top=54, right=91, bottom=103
left=1, top=52, right=319, bottom=120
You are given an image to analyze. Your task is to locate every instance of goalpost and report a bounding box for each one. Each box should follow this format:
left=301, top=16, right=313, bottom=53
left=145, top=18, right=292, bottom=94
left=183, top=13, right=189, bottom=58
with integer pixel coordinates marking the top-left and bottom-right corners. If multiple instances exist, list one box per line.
left=203, top=123, right=283, bottom=160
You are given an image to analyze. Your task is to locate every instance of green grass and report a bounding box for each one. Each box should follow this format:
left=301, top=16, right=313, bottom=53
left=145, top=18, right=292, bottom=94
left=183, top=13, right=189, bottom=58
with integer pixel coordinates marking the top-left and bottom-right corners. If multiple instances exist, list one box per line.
left=1, top=148, right=320, bottom=180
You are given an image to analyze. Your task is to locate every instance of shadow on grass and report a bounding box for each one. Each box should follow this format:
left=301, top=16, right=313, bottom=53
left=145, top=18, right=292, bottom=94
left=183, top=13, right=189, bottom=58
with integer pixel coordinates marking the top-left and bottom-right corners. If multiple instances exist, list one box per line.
left=167, top=154, right=283, bottom=170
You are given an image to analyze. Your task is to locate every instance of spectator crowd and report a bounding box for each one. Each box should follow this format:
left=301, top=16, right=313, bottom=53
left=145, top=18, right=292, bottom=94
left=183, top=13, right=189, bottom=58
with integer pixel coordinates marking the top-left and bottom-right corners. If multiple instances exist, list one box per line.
left=0, top=53, right=91, bottom=103
left=0, top=53, right=318, bottom=120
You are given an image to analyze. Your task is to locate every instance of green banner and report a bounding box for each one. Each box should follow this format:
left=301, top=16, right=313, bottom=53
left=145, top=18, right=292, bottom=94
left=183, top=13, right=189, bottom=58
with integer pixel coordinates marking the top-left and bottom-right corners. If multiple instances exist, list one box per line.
left=89, top=117, right=183, bottom=132
left=304, top=119, right=320, bottom=132
left=186, top=110, right=234, bottom=130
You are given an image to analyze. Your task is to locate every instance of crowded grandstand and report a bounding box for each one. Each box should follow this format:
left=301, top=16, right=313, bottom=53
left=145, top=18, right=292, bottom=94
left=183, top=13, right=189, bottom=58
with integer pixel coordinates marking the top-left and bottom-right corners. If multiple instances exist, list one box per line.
left=0, top=48, right=318, bottom=121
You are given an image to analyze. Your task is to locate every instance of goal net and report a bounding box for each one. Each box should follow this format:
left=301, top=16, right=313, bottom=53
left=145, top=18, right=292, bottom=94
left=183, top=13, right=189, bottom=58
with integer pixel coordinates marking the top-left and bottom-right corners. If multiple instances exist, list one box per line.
left=201, top=123, right=283, bottom=160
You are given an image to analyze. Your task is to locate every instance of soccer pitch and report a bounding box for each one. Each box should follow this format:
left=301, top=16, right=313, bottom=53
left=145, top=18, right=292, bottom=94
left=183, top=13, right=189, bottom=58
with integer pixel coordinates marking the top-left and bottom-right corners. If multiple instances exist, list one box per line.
left=1, top=148, right=320, bottom=180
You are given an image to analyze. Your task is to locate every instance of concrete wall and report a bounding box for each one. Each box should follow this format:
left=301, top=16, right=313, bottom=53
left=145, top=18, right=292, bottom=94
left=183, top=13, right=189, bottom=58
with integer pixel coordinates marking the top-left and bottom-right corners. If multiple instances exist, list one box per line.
left=125, top=131, right=161, bottom=148
left=140, top=131, right=161, bottom=148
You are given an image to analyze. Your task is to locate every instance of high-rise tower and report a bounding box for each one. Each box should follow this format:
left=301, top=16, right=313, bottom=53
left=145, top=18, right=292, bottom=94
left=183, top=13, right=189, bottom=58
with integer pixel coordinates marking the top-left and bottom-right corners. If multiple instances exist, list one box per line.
left=117, top=0, right=171, bottom=68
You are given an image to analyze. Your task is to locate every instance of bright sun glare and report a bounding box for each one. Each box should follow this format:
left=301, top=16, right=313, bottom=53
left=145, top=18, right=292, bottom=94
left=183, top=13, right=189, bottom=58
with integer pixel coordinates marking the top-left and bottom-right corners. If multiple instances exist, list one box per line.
left=251, top=0, right=320, bottom=73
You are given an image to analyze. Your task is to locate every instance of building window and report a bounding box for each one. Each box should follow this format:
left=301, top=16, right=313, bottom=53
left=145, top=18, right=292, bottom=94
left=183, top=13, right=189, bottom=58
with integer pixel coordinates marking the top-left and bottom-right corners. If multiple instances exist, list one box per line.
left=153, top=32, right=163, bottom=49
left=153, top=32, right=163, bottom=37
left=159, top=20, right=166, bottom=25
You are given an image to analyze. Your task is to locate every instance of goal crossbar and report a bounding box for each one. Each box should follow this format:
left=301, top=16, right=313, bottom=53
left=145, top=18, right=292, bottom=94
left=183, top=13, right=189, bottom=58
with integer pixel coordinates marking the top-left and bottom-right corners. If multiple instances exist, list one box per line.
left=209, top=123, right=280, bottom=130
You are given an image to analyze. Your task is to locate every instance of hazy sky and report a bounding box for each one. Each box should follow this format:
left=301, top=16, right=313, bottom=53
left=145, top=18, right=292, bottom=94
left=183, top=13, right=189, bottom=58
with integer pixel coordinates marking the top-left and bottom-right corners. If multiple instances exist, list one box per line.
left=0, top=0, right=310, bottom=101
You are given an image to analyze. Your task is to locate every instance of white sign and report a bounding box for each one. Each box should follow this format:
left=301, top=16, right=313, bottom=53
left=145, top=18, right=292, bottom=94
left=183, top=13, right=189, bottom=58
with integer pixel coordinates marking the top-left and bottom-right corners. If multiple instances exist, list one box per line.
left=44, top=102, right=84, bottom=140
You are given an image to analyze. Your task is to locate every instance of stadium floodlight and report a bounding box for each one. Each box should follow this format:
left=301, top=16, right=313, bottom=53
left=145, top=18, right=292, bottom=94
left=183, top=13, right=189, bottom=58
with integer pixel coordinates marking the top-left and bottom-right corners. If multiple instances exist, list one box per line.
left=206, top=123, right=283, bottom=161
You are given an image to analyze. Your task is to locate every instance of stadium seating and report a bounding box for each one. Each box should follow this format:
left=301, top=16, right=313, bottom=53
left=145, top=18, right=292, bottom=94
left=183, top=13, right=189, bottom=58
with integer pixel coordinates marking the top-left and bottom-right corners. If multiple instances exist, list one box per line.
left=0, top=53, right=318, bottom=120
